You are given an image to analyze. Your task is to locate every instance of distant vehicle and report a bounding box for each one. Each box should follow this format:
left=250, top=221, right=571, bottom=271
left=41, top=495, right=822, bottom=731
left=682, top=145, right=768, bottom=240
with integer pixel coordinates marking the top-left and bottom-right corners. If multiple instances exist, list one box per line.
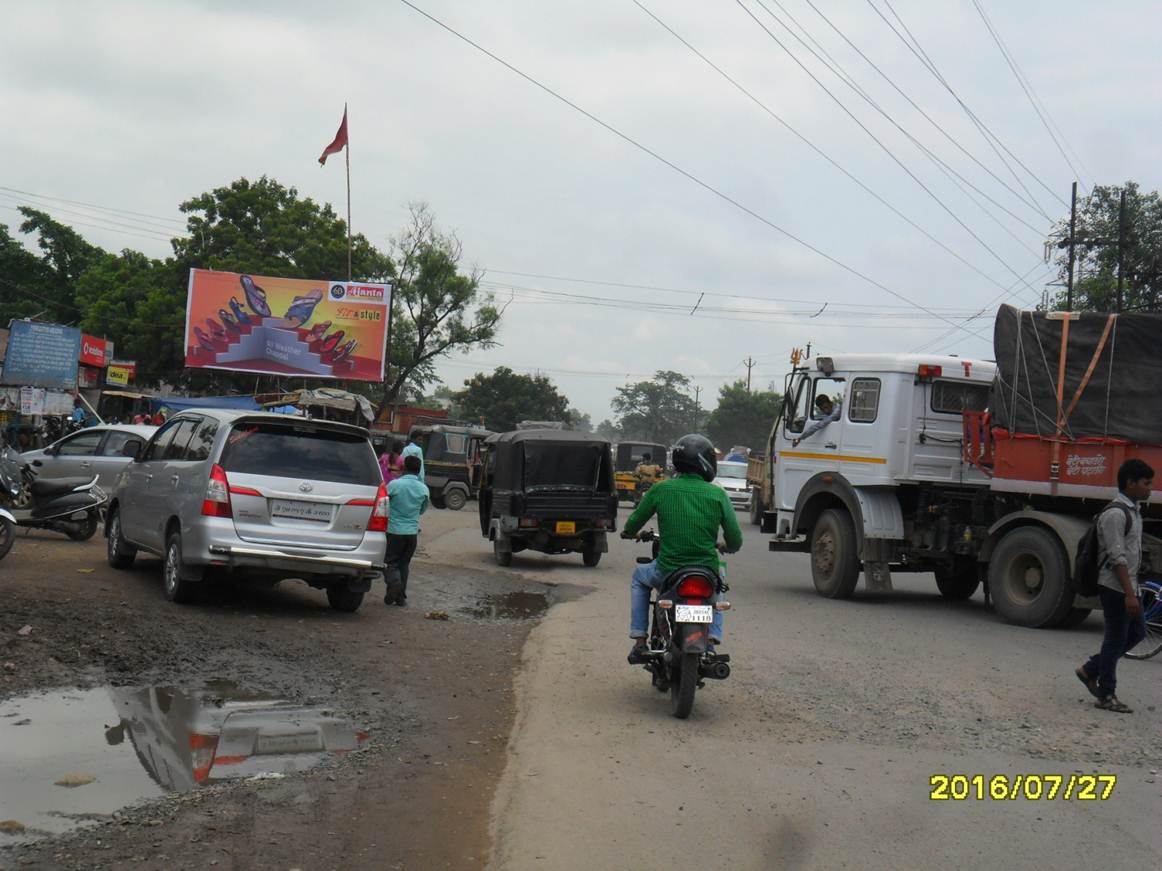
left=713, top=461, right=750, bottom=510
left=613, top=441, right=667, bottom=503
left=479, top=429, right=618, bottom=567
left=106, top=411, right=386, bottom=612
left=407, top=423, right=492, bottom=510
left=21, top=424, right=156, bottom=491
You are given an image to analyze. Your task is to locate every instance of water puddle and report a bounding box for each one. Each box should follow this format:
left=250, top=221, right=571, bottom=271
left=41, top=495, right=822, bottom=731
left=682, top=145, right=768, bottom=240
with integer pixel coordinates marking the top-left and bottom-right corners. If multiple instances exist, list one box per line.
left=0, top=681, right=367, bottom=846
left=461, top=590, right=549, bottom=621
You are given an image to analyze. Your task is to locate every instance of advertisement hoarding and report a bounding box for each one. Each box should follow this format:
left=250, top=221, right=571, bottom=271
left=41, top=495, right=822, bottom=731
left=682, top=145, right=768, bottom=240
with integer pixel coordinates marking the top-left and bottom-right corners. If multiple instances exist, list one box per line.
left=107, top=361, right=137, bottom=386
left=183, top=269, right=391, bottom=382
left=3, top=320, right=82, bottom=390
left=80, top=334, right=112, bottom=368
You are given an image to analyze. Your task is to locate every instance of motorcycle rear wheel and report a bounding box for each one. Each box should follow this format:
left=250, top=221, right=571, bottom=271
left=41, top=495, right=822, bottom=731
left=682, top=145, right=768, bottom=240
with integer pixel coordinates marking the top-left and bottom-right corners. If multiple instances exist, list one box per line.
left=670, top=651, right=700, bottom=719
left=66, top=513, right=99, bottom=542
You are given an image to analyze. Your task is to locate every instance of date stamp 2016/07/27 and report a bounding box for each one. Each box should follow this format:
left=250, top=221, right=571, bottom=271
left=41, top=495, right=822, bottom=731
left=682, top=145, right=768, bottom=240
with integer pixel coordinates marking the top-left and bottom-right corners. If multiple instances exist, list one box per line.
left=929, top=774, right=1117, bottom=801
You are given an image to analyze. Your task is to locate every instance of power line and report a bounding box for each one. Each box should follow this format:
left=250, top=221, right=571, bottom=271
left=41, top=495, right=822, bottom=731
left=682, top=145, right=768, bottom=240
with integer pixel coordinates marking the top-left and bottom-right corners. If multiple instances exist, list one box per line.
left=0, top=194, right=176, bottom=242
left=0, top=203, right=173, bottom=245
left=795, top=0, right=1051, bottom=221
left=738, top=0, right=1045, bottom=297
left=0, top=185, right=186, bottom=229
left=747, top=0, right=1046, bottom=248
left=631, top=1, right=1043, bottom=304
left=869, top=0, right=1069, bottom=211
left=397, top=0, right=1005, bottom=340
left=966, top=0, right=1093, bottom=189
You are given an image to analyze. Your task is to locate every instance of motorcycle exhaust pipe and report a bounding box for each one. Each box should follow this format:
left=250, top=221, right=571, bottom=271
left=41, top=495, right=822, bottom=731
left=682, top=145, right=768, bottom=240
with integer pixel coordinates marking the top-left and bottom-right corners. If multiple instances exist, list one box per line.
left=699, top=661, right=731, bottom=680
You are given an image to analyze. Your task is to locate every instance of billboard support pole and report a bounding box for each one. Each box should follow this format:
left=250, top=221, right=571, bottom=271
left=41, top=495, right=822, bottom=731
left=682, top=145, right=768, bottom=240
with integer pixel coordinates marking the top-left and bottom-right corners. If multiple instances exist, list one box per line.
left=345, top=103, right=352, bottom=284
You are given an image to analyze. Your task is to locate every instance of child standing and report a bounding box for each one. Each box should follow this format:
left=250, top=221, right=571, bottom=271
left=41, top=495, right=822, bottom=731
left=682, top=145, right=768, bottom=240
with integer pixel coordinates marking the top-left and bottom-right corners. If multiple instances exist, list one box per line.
left=384, top=454, right=429, bottom=607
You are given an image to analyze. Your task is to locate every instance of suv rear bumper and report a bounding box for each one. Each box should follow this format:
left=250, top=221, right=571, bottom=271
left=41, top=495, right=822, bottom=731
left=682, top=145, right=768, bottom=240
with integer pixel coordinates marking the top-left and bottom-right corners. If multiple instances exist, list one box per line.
left=206, top=544, right=385, bottom=575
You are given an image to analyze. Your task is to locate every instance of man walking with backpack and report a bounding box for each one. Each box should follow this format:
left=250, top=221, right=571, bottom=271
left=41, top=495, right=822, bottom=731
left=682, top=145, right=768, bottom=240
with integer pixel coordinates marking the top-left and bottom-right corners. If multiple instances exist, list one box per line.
left=1075, top=458, right=1152, bottom=713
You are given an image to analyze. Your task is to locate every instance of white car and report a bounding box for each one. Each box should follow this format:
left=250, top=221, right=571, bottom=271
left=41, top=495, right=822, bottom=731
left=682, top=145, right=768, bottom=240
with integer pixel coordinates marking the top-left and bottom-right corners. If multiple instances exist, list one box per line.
left=714, top=461, right=750, bottom=510
left=21, top=425, right=157, bottom=491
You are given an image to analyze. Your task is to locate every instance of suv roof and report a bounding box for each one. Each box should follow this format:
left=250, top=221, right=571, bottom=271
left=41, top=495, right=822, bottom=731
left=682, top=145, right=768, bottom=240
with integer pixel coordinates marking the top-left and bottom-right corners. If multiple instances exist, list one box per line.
left=170, top=409, right=370, bottom=439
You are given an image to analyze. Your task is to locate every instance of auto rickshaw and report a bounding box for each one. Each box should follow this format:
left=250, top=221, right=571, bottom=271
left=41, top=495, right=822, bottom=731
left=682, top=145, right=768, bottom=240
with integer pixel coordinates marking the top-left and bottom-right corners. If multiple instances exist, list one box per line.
left=407, top=423, right=493, bottom=510
left=478, top=429, right=618, bottom=567
left=613, top=441, right=667, bottom=503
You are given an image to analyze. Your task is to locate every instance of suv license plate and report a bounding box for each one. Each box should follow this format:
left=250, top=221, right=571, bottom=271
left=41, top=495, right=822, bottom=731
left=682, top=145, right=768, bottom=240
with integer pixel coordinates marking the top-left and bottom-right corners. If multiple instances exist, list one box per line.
left=674, top=604, right=713, bottom=623
left=555, top=521, right=576, bottom=535
left=271, top=499, right=333, bottom=522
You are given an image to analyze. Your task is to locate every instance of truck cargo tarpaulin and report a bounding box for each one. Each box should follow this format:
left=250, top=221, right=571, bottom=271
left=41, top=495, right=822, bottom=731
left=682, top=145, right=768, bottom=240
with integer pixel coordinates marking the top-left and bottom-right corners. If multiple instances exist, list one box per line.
left=183, top=269, right=391, bottom=383
left=991, top=305, right=1162, bottom=445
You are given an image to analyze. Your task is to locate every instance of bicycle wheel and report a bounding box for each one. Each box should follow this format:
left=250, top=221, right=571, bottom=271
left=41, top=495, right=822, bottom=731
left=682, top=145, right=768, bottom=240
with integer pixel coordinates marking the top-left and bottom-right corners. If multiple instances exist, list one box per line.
left=1125, top=588, right=1162, bottom=660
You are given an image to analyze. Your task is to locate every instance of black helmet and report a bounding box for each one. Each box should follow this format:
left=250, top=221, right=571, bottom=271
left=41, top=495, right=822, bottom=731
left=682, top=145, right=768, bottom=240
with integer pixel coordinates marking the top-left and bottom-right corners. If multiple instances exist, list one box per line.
left=671, top=434, right=717, bottom=482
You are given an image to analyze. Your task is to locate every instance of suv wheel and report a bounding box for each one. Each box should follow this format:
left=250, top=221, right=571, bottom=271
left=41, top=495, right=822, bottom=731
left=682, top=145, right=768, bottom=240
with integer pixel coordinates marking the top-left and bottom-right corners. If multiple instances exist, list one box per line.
left=326, top=585, right=364, bottom=612
left=106, top=508, right=137, bottom=569
left=163, top=530, right=202, bottom=604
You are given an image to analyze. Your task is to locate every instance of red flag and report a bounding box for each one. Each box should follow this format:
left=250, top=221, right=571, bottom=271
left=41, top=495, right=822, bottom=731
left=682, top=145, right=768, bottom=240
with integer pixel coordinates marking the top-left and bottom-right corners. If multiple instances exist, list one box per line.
left=318, top=107, right=348, bottom=166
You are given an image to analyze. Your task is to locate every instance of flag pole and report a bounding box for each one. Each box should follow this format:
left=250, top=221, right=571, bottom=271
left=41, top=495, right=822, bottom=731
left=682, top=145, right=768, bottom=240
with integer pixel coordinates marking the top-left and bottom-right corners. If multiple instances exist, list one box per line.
left=344, top=103, right=352, bottom=283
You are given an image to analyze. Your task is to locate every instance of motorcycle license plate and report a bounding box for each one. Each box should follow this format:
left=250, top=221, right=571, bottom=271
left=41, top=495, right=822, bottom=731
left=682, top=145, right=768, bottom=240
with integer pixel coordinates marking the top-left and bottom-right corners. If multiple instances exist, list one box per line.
left=555, top=521, right=576, bottom=535
left=674, top=604, right=713, bottom=623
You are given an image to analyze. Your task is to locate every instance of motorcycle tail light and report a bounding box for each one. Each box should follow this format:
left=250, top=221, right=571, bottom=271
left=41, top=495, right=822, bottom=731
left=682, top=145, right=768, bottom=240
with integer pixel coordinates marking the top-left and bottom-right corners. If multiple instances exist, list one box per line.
left=657, top=599, right=673, bottom=609
left=201, top=464, right=232, bottom=517
left=676, top=574, right=715, bottom=598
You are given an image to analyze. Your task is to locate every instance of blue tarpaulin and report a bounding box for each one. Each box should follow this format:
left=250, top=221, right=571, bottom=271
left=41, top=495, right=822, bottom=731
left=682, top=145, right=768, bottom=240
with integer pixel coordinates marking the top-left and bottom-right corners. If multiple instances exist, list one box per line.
left=149, top=395, right=260, bottom=413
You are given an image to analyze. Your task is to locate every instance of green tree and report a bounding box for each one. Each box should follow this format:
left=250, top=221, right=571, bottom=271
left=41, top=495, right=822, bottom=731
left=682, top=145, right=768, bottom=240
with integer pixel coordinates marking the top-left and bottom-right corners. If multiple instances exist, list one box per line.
left=611, top=370, right=699, bottom=445
left=704, top=381, right=782, bottom=451
left=595, top=418, right=620, bottom=441
left=381, top=203, right=502, bottom=407
left=453, top=366, right=576, bottom=432
left=0, top=209, right=104, bottom=327
left=1050, top=181, right=1162, bottom=312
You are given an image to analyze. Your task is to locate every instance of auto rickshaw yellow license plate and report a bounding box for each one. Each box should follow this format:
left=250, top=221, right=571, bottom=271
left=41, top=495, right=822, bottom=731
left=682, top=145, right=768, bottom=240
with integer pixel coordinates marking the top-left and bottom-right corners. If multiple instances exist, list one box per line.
left=555, top=521, right=576, bottom=535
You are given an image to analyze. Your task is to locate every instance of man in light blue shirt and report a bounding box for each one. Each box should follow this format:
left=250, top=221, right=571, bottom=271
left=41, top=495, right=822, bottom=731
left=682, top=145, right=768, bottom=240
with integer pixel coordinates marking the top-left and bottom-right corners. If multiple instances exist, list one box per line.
left=402, top=439, right=425, bottom=481
left=384, top=455, right=430, bottom=607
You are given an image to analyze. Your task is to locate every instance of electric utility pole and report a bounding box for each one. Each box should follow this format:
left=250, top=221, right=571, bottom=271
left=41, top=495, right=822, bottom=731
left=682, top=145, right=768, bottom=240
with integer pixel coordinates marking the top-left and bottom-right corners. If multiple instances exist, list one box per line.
left=743, top=357, right=755, bottom=393
left=1066, top=181, right=1078, bottom=311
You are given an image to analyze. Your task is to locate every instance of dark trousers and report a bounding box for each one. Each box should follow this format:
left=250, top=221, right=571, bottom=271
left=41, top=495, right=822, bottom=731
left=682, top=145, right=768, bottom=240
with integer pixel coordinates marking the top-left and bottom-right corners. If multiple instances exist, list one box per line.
left=385, top=533, right=418, bottom=600
left=1083, top=586, right=1147, bottom=698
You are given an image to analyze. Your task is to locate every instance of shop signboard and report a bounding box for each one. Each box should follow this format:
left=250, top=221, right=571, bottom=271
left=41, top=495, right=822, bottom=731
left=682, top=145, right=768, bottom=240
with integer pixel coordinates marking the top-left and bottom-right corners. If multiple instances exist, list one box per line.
left=3, top=320, right=82, bottom=390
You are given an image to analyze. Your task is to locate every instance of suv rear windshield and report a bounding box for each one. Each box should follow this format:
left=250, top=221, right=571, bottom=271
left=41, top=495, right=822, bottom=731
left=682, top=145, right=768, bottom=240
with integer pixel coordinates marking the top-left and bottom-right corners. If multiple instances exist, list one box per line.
left=219, top=423, right=379, bottom=485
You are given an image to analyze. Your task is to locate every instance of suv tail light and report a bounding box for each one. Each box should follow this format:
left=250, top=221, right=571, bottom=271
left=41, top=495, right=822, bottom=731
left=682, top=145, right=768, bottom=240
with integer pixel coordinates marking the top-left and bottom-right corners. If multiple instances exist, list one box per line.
left=190, top=732, right=219, bottom=783
left=201, top=464, right=232, bottom=517
left=676, top=574, right=715, bottom=599
left=355, top=482, right=389, bottom=532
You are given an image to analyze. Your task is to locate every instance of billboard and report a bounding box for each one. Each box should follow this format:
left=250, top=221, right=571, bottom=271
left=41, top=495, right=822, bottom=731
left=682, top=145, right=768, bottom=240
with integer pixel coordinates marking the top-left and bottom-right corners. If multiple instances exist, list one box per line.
left=3, top=320, right=82, bottom=390
left=183, top=269, right=391, bottom=382
left=107, top=361, right=137, bottom=386
left=80, top=334, right=113, bottom=368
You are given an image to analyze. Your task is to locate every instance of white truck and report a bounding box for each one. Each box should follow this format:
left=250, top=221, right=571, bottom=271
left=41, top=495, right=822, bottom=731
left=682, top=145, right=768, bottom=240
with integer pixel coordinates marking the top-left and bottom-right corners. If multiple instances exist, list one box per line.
left=750, top=349, right=1161, bottom=628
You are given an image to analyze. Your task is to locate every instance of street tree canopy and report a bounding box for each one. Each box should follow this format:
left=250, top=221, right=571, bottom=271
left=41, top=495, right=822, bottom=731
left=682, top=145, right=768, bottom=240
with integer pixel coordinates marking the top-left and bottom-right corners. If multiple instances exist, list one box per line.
left=704, top=381, right=782, bottom=452
left=1050, top=181, right=1162, bottom=312
left=453, top=366, right=579, bottom=433
left=611, top=370, right=700, bottom=446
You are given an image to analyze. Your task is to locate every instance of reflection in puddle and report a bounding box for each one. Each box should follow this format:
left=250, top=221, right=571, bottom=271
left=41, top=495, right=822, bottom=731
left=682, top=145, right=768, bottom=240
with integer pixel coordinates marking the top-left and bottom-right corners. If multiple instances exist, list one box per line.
left=462, top=591, right=549, bottom=621
left=0, top=682, right=367, bottom=845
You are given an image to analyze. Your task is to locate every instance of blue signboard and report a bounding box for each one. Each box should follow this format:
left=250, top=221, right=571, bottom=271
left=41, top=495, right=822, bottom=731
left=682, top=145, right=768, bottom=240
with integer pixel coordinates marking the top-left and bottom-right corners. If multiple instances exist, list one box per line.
left=3, top=320, right=82, bottom=390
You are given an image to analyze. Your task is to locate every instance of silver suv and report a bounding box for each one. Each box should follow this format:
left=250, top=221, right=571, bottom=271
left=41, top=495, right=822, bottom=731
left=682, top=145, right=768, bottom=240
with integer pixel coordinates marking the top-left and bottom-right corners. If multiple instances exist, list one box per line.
left=106, top=411, right=387, bottom=612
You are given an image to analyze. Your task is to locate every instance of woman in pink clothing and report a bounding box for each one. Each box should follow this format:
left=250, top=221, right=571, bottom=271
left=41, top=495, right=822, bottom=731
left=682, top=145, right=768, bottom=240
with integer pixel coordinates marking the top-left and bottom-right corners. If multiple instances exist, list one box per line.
left=379, top=439, right=405, bottom=484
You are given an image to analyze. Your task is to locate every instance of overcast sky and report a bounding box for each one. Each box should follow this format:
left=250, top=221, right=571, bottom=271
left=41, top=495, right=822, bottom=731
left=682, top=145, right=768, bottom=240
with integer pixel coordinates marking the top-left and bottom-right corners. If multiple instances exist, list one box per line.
left=2, top=0, right=1159, bottom=422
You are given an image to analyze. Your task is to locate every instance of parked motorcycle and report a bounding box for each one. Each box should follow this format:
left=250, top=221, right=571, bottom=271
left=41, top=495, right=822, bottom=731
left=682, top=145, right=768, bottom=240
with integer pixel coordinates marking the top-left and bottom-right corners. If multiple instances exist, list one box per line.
left=627, top=530, right=732, bottom=719
left=0, top=440, right=107, bottom=544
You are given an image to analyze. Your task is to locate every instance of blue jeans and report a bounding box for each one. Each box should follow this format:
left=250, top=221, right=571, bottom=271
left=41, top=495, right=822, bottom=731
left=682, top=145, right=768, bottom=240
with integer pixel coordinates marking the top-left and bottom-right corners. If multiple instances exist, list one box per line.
left=630, top=560, right=723, bottom=644
left=1083, top=586, right=1147, bottom=698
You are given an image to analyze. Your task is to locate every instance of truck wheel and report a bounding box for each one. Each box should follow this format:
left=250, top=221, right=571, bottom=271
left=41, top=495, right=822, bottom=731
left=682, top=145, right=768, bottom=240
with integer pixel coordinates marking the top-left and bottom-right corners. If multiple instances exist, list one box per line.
left=444, top=488, right=467, bottom=511
left=749, top=490, right=763, bottom=526
left=988, top=526, right=1074, bottom=627
left=935, top=562, right=980, bottom=600
left=494, top=538, right=513, bottom=567
left=811, top=509, right=860, bottom=599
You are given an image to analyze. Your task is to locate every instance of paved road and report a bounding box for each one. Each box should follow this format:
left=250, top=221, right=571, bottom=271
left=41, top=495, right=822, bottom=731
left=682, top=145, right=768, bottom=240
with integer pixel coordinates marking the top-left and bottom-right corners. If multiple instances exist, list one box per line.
left=417, top=509, right=1161, bottom=870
